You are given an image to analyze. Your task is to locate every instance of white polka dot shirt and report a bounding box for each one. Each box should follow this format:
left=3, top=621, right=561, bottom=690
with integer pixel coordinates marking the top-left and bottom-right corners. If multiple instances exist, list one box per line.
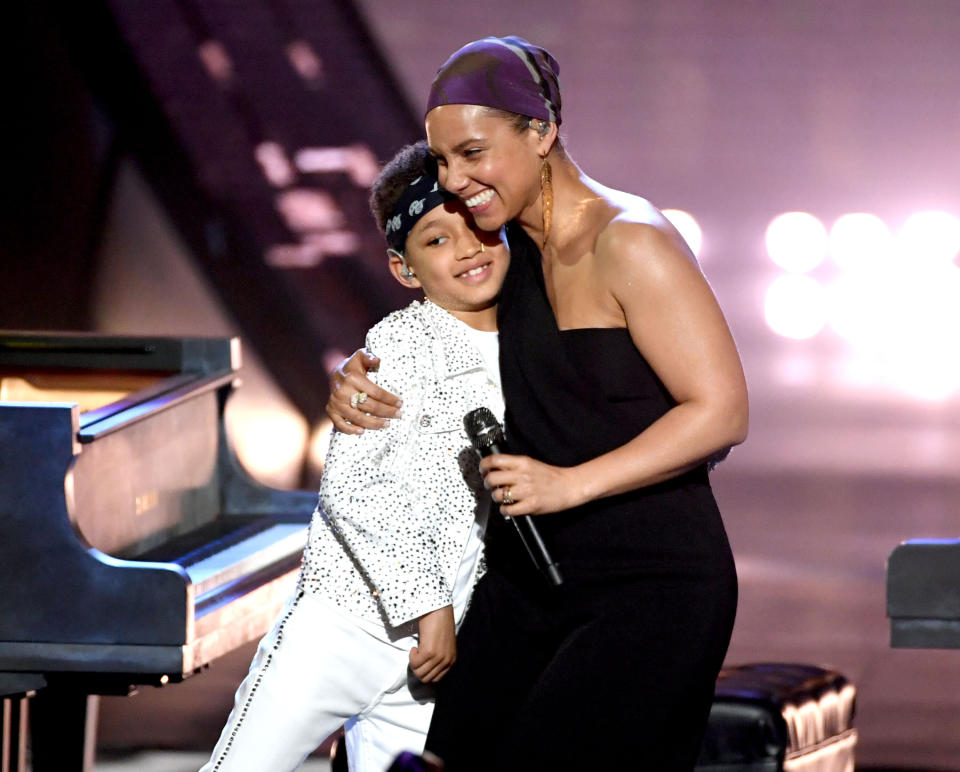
left=299, top=299, right=504, bottom=629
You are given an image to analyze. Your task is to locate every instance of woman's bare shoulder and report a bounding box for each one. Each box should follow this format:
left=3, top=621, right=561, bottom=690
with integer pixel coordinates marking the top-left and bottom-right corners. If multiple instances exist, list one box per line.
left=586, top=184, right=683, bottom=255
left=594, top=205, right=696, bottom=283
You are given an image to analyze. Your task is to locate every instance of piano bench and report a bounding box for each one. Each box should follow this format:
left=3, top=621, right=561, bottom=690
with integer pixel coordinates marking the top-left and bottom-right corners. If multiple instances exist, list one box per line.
left=696, top=663, right=857, bottom=772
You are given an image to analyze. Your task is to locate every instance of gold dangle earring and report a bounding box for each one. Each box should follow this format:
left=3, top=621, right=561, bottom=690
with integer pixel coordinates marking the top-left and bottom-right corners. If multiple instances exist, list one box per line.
left=540, top=156, right=553, bottom=247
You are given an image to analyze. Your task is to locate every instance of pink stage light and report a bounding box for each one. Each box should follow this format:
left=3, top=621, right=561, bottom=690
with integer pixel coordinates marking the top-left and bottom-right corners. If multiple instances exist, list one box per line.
left=308, top=419, right=335, bottom=473
left=227, top=405, right=309, bottom=487
left=887, top=263, right=960, bottom=400
left=827, top=274, right=889, bottom=346
left=255, top=142, right=297, bottom=188
left=275, top=188, right=345, bottom=231
left=829, top=213, right=893, bottom=273
left=897, top=210, right=960, bottom=266
left=286, top=40, right=324, bottom=83
left=662, top=209, right=703, bottom=258
left=763, top=207, right=960, bottom=400
left=829, top=262, right=960, bottom=399
left=764, top=274, right=828, bottom=340
left=294, top=145, right=380, bottom=187
left=765, top=212, right=828, bottom=273
left=197, top=40, right=233, bottom=83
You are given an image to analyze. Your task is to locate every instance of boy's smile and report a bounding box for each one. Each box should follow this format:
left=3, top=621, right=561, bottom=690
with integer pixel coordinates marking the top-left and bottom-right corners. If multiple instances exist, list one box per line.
left=392, top=199, right=508, bottom=331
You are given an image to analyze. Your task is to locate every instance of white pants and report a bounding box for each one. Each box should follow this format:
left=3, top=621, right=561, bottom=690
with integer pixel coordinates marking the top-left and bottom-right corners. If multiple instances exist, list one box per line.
left=200, top=591, right=435, bottom=772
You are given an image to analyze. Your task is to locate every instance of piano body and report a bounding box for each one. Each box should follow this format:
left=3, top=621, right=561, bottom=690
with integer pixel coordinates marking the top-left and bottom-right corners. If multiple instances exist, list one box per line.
left=887, top=539, right=960, bottom=648
left=0, top=332, right=317, bottom=767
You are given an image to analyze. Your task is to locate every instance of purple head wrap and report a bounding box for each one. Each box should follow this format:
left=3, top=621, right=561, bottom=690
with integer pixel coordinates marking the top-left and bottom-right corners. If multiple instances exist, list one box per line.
left=426, top=36, right=562, bottom=125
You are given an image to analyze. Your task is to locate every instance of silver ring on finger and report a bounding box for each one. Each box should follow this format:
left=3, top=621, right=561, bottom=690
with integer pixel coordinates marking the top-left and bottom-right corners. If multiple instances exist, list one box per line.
left=350, top=391, right=368, bottom=410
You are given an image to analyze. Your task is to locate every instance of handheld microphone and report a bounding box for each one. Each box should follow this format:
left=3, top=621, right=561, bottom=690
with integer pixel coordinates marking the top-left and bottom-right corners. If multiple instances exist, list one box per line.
left=464, top=408, right=563, bottom=586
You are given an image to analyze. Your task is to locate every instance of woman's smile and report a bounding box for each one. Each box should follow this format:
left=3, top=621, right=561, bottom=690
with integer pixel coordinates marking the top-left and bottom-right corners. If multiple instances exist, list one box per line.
left=464, top=189, right=495, bottom=210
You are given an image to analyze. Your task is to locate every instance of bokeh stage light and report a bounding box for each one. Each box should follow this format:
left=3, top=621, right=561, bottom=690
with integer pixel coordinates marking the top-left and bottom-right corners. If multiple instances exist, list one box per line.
left=763, top=274, right=828, bottom=340
left=829, top=213, right=893, bottom=274
left=765, top=212, right=828, bottom=273
left=897, top=210, right=960, bottom=267
left=754, top=207, right=960, bottom=400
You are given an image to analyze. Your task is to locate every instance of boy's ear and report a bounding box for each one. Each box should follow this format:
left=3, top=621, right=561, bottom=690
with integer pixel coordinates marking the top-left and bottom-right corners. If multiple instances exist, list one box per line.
left=387, top=249, right=422, bottom=290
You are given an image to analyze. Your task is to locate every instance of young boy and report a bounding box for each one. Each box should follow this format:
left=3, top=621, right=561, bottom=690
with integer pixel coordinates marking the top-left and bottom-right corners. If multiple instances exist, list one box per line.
left=201, top=141, right=508, bottom=772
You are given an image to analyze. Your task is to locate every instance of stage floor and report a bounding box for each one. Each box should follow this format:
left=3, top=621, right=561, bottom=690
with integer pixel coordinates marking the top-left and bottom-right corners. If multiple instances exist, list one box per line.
left=93, top=466, right=960, bottom=771
left=96, top=751, right=330, bottom=771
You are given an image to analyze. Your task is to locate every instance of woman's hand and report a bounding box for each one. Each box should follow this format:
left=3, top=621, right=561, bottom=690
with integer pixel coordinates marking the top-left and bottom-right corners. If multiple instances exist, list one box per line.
left=326, top=348, right=403, bottom=434
left=480, top=454, right=585, bottom=516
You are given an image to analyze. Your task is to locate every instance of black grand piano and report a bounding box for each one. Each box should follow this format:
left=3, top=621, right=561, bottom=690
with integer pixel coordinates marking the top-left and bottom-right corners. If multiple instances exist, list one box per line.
left=0, top=332, right=317, bottom=769
left=888, top=538, right=960, bottom=649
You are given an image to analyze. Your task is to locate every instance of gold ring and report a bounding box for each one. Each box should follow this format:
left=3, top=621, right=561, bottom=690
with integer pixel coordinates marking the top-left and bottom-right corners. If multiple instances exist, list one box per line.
left=350, top=391, right=368, bottom=409
left=502, top=487, right=514, bottom=506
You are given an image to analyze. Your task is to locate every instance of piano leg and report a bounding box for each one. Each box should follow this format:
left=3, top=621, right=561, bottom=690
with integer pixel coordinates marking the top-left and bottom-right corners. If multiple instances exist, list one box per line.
left=29, top=689, right=99, bottom=772
left=1, top=674, right=45, bottom=772
left=3, top=694, right=30, bottom=772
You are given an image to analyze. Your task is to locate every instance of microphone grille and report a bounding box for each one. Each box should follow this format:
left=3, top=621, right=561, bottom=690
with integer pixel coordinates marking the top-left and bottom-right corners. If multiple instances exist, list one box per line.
left=463, top=407, right=500, bottom=442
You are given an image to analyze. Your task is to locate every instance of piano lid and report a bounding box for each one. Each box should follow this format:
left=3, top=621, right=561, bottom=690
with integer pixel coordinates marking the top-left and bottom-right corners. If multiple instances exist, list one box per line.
left=0, top=332, right=240, bottom=374
left=0, top=333, right=241, bottom=441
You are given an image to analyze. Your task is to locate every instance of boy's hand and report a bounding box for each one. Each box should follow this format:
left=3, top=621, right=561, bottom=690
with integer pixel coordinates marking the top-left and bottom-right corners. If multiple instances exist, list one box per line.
left=410, top=605, right=456, bottom=683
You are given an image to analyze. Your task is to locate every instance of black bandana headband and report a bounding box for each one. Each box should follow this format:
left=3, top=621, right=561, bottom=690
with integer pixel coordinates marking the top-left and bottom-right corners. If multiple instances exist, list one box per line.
left=385, top=172, right=456, bottom=253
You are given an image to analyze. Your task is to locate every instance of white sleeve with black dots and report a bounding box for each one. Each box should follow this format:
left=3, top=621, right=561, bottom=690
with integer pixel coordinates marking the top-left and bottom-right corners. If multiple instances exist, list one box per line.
left=317, top=311, right=452, bottom=627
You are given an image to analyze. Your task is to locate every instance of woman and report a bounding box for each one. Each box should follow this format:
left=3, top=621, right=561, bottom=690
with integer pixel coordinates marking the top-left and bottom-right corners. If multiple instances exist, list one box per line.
left=328, top=37, right=748, bottom=771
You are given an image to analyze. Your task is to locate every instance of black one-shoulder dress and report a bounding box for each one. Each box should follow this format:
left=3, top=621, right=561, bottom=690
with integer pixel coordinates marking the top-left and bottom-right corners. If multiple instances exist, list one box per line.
left=426, top=224, right=738, bottom=771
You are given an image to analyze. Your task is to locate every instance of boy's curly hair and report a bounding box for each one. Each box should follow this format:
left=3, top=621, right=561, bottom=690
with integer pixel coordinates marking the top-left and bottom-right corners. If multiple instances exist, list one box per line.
left=369, top=140, right=435, bottom=236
